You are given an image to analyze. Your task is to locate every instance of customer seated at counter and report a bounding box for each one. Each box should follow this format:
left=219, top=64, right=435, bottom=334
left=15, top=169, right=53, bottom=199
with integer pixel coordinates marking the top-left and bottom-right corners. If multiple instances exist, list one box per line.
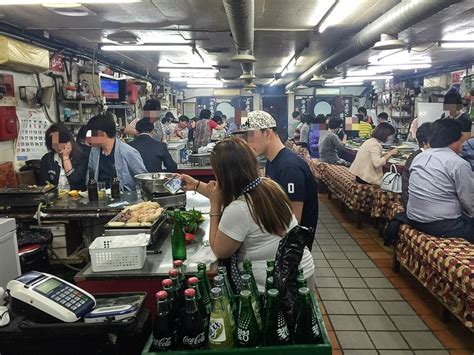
left=39, top=123, right=88, bottom=190
left=377, top=112, right=396, bottom=144
left=193, top=109, right=226, bottom=152
left=244, top=110, right=319, bottom=250
left=462, top=137, right=474, bottom=171
left=129, top=118, right=177, bottom=173
left=86, top=112, right=147, bottom=191
left=401, top=122, right=432, bottom=209
left=349, top=123, right=398, bottom=185
left=357, top=113, right=373, bottom=139
left=441, top=90, right=472, bottom=143
left=179, top=138, right=315, bottom=290
left=174, top=115, right=189, bottom=139
left=319, top=118, right=350, bottom=167
left=407, top=119, right=474, bottom=241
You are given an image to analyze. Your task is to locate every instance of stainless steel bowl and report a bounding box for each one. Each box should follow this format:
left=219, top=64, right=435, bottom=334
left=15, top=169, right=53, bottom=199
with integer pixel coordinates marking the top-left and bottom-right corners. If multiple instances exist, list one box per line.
left=135, top=173, right=174, bottom=195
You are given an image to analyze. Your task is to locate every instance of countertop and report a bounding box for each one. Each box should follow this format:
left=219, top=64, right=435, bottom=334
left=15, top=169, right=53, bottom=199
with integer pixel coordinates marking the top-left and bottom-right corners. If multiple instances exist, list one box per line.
left=75, top=191, right=216, bottom=279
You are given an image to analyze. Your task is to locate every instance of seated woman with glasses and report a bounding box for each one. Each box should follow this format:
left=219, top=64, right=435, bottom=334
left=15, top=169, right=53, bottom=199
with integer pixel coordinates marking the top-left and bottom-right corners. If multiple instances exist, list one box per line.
left=179, top=138, right=315, bottom=291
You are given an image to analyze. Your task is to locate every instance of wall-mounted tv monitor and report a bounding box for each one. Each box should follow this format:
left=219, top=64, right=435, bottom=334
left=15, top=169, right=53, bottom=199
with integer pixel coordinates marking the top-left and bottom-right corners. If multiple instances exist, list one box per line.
left=100, top=78, right=120, bottom=100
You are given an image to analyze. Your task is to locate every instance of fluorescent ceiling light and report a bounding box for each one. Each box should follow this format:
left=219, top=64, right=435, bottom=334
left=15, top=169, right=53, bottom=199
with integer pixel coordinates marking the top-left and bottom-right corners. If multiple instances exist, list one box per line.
left=187, top=83, right=224, bottom=88
left=308, top=0, right=336, bottom=26
left=42, top=3, right=81, bottom=7
left=0, top=0, right=139, bottom=4
left=319, top=0, right=358, bottom=33
left=325, top=82, right=364, bottom=87
left=346, top=75, right=393, bottom=80
left=270, top=79, right=278, bottom=86
left=101, top=44, right=191, bottom=52
left=368, top=63, right=431, bottom=71
left=440, top=41, right=474, bottom=48
left=159, top=68, right=219, bottom=74
left=172, top=78, right=221, bottom=85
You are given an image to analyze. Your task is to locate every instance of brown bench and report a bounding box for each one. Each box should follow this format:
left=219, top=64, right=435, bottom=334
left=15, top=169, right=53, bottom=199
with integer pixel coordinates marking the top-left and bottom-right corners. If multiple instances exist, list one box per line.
left=389, top=203, right=474, bottom=332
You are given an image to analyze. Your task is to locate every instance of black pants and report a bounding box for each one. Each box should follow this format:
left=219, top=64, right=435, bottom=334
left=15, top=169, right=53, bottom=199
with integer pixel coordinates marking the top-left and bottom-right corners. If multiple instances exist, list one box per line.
left=408, top=215, right=474, bottom=243
left=356, top=176, right=370, bottom=184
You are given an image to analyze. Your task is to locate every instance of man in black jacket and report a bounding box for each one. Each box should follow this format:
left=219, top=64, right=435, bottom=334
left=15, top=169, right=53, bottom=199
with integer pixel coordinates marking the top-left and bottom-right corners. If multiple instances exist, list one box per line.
left=129, top=118, right=178, bottom=173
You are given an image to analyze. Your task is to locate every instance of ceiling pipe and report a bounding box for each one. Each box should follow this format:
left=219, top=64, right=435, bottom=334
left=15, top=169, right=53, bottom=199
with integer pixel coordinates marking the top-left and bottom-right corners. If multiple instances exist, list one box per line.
left=286, top=0, right=462, bottom=90
left=222, top=0, right=256, bottom=79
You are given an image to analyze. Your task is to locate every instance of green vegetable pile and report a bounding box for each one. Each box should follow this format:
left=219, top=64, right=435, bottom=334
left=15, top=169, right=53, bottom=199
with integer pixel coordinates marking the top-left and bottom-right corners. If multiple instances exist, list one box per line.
left=168, top=209, right=204, bottom=234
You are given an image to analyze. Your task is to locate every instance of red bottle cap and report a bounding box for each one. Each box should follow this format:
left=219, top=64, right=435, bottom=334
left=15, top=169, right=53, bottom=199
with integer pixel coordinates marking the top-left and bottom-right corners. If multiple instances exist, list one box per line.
left=184, top=288, right=196, bottom=298
left=187, top=277, right=199, bottom=286
left=156, top=291, right=168, bottom=300
left=168, top=269, right=179, bottom=277
left=173, top=260, right=183, bottom=267
left=162, top=278, right=173, bottom=287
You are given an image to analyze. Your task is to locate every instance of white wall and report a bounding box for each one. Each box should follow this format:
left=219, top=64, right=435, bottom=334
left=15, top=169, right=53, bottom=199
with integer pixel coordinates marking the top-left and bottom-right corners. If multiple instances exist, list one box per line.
left=0, top=69, right=58, bottom=164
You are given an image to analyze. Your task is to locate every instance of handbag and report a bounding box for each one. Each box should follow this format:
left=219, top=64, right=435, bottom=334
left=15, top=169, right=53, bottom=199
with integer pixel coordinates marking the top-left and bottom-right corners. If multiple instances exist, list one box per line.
left=380, top=164, right=402, bottom=193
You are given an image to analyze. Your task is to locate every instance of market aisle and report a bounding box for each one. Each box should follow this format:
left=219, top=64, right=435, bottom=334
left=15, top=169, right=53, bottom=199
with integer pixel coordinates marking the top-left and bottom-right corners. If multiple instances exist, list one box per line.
left=314, top=195, right=474, bottom=355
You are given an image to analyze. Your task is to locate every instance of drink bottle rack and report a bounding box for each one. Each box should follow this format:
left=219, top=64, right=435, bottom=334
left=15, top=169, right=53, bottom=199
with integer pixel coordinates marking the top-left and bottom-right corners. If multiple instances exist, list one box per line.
left=141, top=292, right=331, bottom=355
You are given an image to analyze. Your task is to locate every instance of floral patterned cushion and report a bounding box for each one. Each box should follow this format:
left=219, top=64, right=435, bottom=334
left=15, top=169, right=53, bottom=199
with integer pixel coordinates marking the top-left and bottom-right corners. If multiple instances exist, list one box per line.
left=391, top=201, right=474, bottom=330
left=371, top=189, right=402, bottom=219
left=320, top=165, right=376, bottom=213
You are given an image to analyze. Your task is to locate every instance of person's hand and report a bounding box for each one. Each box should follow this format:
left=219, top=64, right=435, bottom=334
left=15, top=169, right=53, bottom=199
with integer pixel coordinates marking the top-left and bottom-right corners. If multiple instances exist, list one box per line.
left=62, top=142, right=72, bottom=159
left=207, top=180, right=222, bottom=209
left=389, top=147, right=398, bottom=156
left=178, top=174, right=198, bottom=191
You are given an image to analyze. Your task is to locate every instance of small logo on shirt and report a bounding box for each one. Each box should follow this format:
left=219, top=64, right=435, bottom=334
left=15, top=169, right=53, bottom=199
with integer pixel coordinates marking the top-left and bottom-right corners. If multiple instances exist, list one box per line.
left=287, top=183, right=295, bottom=194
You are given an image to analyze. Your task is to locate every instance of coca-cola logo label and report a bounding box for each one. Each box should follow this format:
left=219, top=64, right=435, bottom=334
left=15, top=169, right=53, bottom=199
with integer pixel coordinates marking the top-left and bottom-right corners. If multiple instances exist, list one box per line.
left=182, top=332, right=205, bottom=346
left=153, top=337, right=172, bottom=349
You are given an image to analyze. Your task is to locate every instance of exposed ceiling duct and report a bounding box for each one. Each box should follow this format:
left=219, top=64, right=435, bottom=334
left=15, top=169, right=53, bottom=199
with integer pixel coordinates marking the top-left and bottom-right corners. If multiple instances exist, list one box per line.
left=222, top=0, right=256, bottom=83
left=286, top=0, right=463, bottom=90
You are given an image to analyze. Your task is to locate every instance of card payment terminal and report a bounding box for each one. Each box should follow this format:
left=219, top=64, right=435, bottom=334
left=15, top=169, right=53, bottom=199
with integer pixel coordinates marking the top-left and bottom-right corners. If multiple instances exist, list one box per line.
left=7, top=271, right=96, bottom=323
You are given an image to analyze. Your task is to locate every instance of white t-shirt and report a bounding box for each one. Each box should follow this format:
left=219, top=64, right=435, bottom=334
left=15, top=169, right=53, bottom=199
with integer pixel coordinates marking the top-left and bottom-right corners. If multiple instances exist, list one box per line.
left=218, top=198, right=315, bottom=291
left=54, top=153, right=70, bottom=190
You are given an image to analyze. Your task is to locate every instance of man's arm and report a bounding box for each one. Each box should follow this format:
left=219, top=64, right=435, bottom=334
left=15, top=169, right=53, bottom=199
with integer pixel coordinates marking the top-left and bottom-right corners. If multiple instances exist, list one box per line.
left=454, top=163, right=474, bottom=217
left=291, top=201, right=304, bottom=223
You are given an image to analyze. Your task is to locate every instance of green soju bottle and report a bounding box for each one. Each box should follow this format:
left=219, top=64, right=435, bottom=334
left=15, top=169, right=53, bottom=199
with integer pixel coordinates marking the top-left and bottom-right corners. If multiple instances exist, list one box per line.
left=236, top=290, right=262, bottom=348
left=197, top=263, right=212, bottom=296
left=213, top=275, right=235, bottom=331
left=263, top=289, right=290, bottom=346
left=262, top=276, right=274, bottom=320
left=217, top=267, right=236, bottom=316
left=208, top=287, right=235, bottom=349
left=171, top=209, right=186, bottom=261
left=240, top=274, right=262, bottom=330
left=294, top=287, right=323, bottom=344
left=243, top=260, right=261, bottom=307
left=266, top=260, right=275, bottom=278
left=297, top=274, right=307, bottom=289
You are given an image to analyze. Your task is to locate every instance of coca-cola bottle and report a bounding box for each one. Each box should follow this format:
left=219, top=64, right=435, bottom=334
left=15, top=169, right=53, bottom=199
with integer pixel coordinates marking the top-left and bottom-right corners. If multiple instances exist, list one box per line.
left=162, top=278, right=181, bottom=340
left=151, top=291, right=175, bottom=352
left=169, top=269, right=185, bottom=311
left=173, top=260, right=186, bottom=286
left=181, top=288, right=206, bottom=350
left=187, top=276, right=209, bottom=331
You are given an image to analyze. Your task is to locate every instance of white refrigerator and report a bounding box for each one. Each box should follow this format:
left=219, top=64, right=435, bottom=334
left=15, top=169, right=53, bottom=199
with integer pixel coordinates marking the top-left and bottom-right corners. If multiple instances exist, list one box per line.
left=0, top=218, right=21, bottom=289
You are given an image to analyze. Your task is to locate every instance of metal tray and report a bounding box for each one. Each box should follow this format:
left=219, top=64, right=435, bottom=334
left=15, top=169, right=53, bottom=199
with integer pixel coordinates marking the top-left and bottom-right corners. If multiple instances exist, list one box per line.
left=0, top=186, right=58, bottom=207
left=105, top=207, right=167, bottom=230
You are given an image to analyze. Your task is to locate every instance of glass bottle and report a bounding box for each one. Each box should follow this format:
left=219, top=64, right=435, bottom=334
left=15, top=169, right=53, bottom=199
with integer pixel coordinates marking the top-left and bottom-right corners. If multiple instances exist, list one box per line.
left=173, top=260, right=186, bottom=287
left=197, top=263, right=212, bottom=295
left=171, top=209, right=186, bottom=261
left=236, top=289, right=262, bottom=348
left=243, top=260, right=261, bottom=308
left=110, top=164, right=121, bottom=199
left=213, top=275, right=235, bottom=331
left=161, top=278, right=181, bottom=335
left=297, top=274, right=307, bottom=289
left=263, top=289, right=291, bottom=346
left=208, top=287, right=235, bottom=349
left=241, top=274, right=262, bottom=330
left=294, top=287, right=323, bottom=344
left=217, top=267, right=236, bottom=315
left=151, top=291, right=175, bottom=352
left=87, top=168, right=98, bottom=202
left=181, top=288, right=206, bottom=350
left=187, top=276, right=209, bottom=331
left=168, top=269, right=185, bottom=311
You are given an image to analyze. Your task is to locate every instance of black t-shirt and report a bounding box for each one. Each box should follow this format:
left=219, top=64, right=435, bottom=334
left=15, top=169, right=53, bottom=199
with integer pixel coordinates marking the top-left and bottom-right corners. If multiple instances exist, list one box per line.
left=98, top=141, right=116, bottom=188
left=266, top=148, right=319, bottom=230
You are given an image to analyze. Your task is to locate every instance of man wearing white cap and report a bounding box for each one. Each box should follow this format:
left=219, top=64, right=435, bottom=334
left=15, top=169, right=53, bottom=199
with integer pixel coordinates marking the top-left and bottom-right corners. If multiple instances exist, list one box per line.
left=243, top=110, right=319, bottom=250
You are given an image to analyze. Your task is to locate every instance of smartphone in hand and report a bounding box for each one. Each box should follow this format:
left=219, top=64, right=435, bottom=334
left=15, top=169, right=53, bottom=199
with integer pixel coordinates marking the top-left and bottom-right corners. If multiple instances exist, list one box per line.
left=163, top=176, right=183, bottom=195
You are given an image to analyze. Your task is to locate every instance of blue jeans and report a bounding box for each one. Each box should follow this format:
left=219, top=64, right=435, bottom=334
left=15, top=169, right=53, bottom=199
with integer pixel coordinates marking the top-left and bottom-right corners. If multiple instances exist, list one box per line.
left=408, top=215, right=474, bottom=243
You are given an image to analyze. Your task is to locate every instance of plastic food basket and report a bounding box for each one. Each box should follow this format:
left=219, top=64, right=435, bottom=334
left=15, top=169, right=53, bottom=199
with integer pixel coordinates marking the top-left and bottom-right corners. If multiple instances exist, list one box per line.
left=89, top=234, right=150, bottom=272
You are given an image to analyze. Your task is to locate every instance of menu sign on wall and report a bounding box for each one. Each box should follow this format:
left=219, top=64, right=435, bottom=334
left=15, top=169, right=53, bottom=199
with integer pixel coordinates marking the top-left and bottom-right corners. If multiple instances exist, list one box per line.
left=15, top=108, right=49, bottom=161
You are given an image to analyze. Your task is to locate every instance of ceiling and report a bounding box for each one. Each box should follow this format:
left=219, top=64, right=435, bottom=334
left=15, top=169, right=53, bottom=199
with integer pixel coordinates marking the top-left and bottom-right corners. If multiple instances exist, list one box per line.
left=0, top=0, right=473, bottom=87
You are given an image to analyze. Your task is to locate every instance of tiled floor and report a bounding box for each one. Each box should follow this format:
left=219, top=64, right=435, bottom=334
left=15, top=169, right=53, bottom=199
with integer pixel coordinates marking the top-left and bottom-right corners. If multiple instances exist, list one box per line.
left=315, top=195, right=474, bottom=355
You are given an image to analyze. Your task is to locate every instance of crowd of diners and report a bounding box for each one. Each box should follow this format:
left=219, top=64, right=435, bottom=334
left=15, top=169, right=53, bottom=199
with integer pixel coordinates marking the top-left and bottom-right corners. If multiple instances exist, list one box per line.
left=37, top=90, right=472, bottom=289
